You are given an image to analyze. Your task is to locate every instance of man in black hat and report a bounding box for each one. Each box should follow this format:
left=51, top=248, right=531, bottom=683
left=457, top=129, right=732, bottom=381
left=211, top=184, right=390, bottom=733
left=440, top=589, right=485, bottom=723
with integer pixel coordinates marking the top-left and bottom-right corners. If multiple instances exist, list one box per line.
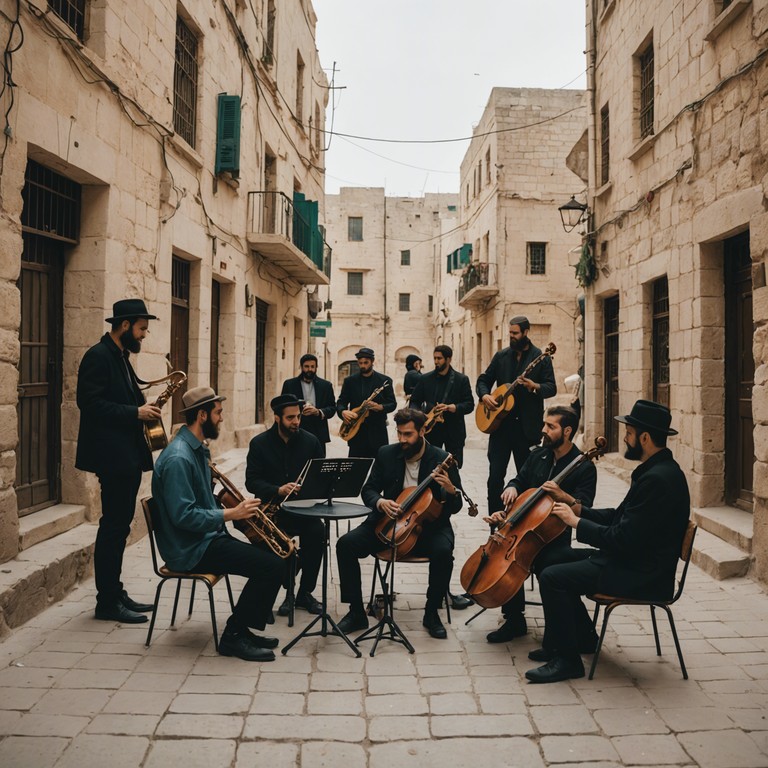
left=477, top=316, right=556, bottom=515
left=525, top=399, right=690, bottom=684
left=336, top=348, right=397, bottom=458
left=280, top=354, right=336, bottom=457
left=245, top=394, right=325, bottom=616
left=76, top=299, right=162, bottom=623
left=403, top=354, right=422, bottom=404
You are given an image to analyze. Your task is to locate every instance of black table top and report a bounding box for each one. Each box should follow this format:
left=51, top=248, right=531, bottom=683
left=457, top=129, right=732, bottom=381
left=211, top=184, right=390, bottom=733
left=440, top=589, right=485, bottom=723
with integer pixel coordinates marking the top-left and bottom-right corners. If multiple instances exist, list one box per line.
left=282, top=500, right=370, bottom=521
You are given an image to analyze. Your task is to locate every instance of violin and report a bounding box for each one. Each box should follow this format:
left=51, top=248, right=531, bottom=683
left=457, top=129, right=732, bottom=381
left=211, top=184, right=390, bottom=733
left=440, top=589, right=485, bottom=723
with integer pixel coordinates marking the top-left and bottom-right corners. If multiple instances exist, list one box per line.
left=460, top=436, right=607, bottom=608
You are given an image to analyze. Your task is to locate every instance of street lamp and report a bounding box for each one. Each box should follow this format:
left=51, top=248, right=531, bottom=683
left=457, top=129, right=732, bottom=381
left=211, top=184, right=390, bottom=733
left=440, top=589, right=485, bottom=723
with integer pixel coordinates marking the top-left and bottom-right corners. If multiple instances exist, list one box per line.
left=558, top=196, right=589, bottom=233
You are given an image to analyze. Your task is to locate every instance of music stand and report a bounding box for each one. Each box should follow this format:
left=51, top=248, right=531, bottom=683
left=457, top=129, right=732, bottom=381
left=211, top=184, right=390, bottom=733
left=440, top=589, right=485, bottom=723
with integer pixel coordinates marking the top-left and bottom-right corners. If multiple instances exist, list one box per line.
left=281, top=458, right=373, bottom=657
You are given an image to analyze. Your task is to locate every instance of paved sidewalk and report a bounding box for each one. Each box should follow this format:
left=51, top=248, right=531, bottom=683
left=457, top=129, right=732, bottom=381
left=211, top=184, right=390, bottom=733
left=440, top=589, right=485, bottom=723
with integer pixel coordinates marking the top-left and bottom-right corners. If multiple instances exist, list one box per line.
left=1, top=434, right=767, bottom=767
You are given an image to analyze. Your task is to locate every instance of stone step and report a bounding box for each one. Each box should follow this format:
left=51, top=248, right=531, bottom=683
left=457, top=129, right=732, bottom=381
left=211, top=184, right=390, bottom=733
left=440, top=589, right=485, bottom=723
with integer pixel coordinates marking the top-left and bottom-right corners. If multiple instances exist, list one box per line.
left=596, top=452, right=633, bottom=484
left=18, top=504, right=87, bottom=552
left=692, top=527, right=752, bottom=580
left=692, top=506, right=753, bottom=553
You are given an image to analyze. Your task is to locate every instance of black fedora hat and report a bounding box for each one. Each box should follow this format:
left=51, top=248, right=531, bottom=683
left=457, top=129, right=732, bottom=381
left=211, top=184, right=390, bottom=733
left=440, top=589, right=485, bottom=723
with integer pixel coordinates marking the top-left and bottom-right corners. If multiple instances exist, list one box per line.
left=270, top=393, right=304, bottom=414
left=106, top=298, right=158, bottom=323
left=355, top=347, right=375, bottom=360
left=615, top=399, right=678, bottom=436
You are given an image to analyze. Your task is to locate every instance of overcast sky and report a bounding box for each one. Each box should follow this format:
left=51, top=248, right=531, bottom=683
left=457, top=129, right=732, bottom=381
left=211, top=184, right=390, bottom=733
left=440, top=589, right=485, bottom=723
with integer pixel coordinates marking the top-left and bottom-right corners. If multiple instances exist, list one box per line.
left=312, top=1, right=588, bottom=197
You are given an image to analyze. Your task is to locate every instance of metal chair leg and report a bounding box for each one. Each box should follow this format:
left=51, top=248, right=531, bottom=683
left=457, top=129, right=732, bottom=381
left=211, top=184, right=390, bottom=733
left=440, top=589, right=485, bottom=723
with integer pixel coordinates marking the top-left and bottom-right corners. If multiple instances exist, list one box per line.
left=588, top=603, right=615, bottom=680
left=170, top=580, right=182, bottom=627
left=207, top=583, right=220, bottom=652
left=650, top=605, right=662, bottom=655
left=187, top=580, right=197, bottom=617
left=661, top=605, right=688, bottom=680
left=145, top=580, right=166, bottom=647
left=224, top=575, right=235, bottom=611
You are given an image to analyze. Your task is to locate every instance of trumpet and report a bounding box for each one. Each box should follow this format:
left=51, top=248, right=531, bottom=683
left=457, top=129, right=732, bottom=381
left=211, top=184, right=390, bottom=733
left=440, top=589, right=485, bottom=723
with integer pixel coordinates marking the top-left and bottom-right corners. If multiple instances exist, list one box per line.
left=209, top=462, right=296, bottom=559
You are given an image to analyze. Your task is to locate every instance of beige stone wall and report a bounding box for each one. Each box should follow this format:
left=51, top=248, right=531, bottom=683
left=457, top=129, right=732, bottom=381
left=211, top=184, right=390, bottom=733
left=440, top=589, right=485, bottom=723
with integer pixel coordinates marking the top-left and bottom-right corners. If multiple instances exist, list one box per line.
left=0, top=1, right=328, bottom=563
left=582, top=0, right=768, bottom=578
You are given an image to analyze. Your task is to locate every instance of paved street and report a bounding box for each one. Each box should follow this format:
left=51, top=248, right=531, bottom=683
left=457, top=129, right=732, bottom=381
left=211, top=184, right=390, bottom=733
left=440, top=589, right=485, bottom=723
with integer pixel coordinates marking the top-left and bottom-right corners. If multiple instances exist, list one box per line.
left=1, top=433, right=767, bottom=767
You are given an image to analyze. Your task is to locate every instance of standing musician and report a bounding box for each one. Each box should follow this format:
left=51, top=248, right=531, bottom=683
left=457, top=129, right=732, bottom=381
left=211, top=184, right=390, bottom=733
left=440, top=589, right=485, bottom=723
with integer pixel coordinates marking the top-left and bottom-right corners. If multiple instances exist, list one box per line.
left=335, top=408, right=463, bottom=639
left=152, top=387, right=284, bottom=661
left=476, top=316, right=556, bottom=515
left=245, top=394, right=325, bottom=617
left=336, top=347, right=397, bottom=458
left=526, top=400, right=690, bottom=683
left=76, top=298, right=161, bottom=624
left=280, top=353, right=336, bottom=457
left=411, top=345, right=474, bottom=468
left=483, top=405, right=596, bottom=643
left=403, top=353, right=422, bottom=403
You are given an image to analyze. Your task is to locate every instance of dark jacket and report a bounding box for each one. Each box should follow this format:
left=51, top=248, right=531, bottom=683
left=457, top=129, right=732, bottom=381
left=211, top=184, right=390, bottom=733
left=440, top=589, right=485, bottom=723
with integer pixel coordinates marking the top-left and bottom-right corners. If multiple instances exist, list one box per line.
left=245, top=423, right=324, bottom=501
left=403, top=369, right=422, bottom=399
left=336, top=370, right=397, bottom=429
left=280, top=375, right=336, bottom=444
left=476, top=341, right=556, bottom=445
left=361, top=442, right=463, bottom=526
left=411, top=368, right=474, bottom=443
left=75, top=333, right=152, bottom=475
left=577, top=448, right=690, bottom=600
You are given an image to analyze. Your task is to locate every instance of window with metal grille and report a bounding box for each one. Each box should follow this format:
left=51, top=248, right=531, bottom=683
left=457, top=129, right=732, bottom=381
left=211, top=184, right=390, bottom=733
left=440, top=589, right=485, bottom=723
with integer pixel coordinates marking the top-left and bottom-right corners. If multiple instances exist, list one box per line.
left=347, top=271, right=363, bottom=295
left=399, top=293, right=411, bottom=312
left=348, top=217, right=363, bottom=241
left=264, top=0, right=276, bottom=65
left=296, top=51, right=305, bottom=124
left=172, top=257, right=190, bottom=305
left=48, top=0, right=85, bottom=40
left=526, top=242, right=547, bottom=275
left=485, top=148, right=491, bottom=185
left=652, top=276, right=670, bottom=407
left=428, top=295, right=433, bottom=313
left=21, top=160, right=81, bottom=243
left=600, top=103, right=610, bottom=186
left=173, top=17, right=198, bottom=147
left=639, top=40, right=655, bottom=139
left=401, top=250, right=411, bottom=266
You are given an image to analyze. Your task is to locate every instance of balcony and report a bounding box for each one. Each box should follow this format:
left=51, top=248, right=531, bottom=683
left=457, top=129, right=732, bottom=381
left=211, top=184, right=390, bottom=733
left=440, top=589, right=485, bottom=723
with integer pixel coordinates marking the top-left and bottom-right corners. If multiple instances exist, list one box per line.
left=247, top=191, right=331, bottom=285
left=458, top=262, right=498, bottom=308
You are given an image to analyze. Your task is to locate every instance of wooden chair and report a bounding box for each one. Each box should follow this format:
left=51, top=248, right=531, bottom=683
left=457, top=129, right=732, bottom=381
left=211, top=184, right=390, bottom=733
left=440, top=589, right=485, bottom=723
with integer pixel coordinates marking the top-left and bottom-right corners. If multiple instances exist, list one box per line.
left=141, top=497, right=235, bottom=651
left=587, top=520, right=697, bottom=680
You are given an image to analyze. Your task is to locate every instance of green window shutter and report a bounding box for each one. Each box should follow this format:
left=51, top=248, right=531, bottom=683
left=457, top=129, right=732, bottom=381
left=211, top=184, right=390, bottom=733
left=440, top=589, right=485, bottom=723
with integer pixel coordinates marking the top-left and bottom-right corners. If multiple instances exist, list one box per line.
left=215, top=94, right=241, bottom=176
left=446, top=253, right=452, bottom=273
left=459, top=243, right=472, bottom=266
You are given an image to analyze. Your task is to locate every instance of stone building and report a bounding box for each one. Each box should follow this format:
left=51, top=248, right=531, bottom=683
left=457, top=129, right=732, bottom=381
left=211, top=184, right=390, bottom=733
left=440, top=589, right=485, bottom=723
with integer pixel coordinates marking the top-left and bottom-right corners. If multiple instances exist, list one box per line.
left=579, top=0, right=768, bottom=581
left=0, top=0, right=329, bottom=630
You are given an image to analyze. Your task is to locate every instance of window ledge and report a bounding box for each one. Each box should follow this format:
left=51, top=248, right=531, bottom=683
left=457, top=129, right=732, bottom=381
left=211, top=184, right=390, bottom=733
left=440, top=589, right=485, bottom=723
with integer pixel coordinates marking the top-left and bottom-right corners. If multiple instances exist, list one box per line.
left=599, top=0, right=616, bottom=23
left=628, top=132, right=656, bottom=162
left=215, top=172, right=240, bottom=192
left=168, top=134, right=204, bottom=169
left=595, top=180, right=613, bottom=198
left=705, top=0, right=751, bottom=41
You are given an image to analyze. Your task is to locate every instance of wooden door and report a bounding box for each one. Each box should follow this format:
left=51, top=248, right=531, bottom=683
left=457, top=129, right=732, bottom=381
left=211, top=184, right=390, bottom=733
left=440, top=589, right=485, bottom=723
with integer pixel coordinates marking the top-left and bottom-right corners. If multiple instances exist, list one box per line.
left=170, top=257, right=190, bottom=425
left=255, top=299, right=268, bottom=423
left=604, top=295, right=620, bottom=452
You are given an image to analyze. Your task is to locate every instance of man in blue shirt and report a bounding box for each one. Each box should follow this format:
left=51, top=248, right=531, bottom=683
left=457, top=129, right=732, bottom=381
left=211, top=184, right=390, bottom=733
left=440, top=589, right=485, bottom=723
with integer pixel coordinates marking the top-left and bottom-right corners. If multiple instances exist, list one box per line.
left=152, top=387, right=284, bottom=662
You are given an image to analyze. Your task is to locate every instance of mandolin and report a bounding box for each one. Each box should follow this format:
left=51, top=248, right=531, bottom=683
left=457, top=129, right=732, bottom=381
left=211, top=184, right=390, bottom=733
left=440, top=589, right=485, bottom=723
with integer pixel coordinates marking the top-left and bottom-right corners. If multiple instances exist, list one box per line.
left=339, top=381, right=391, bottom=442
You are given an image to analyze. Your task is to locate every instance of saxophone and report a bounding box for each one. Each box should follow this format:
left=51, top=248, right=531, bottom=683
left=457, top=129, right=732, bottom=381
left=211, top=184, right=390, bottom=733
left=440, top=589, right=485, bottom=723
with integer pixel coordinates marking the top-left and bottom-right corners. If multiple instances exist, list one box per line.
left=142, top=370, right=188, bottom=452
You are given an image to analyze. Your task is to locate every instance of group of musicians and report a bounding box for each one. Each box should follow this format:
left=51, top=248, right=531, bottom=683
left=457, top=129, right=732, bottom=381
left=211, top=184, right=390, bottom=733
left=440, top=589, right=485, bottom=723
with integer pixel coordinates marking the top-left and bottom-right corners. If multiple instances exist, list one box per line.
left=76, top=299, right=690, bottom=681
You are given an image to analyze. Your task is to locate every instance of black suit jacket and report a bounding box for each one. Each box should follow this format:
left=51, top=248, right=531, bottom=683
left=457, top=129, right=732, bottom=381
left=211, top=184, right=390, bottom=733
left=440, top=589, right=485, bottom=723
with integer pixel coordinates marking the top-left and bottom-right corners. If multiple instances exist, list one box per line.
left=361, top=442, right=463, bottom=527
left=281, top=375, right=336, bottom=444
left=75, top=333, right=152, bottom=475
left=336, top=370, right=396, bottom=430
left=410, top=368, right=474, bottom=443
left=476, top=342, right=556, bottom=445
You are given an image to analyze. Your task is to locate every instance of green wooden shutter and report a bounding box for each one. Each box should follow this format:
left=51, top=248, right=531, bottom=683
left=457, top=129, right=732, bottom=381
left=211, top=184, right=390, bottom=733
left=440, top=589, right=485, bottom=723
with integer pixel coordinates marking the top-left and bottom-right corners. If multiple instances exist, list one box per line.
left=215, top=94, right=241, bottom=176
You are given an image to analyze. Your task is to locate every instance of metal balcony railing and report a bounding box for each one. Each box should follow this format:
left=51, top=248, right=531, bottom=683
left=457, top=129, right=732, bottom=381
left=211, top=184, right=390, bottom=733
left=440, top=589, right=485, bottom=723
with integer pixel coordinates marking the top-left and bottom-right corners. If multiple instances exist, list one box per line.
left=458, top=262, right=497, bottom=302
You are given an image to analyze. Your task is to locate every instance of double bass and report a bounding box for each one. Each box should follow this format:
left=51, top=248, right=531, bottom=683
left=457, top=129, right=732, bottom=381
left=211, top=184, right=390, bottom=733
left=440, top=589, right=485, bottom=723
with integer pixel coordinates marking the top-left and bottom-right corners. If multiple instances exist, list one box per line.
left=460, top=437, right=607, bottom=608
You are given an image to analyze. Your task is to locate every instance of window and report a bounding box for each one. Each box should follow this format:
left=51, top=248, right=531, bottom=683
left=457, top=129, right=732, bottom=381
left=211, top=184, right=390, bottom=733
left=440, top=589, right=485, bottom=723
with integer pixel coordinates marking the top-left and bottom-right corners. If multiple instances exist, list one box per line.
left=347, top=271, right=363, bottom=295
left=264, top=0, right=276, bottom=65
left=428, top=295, right=433, bottom=313
left=652, top=276, right=670, bottom=407
left=400, top=250, right=411, bottom=266
left=600, top=103, right=610, bottom=186
left=485, top=148, right=491, bottom=185
left=526, top=242, right=547, bottom=275
left=296, top=51, right=305, bottom=124
left=638, top=40, right=655, bottom=139
left=313, top=102, right=322, bottom=154
left=399, top=293, right=411, bottom=312
left=348, top=216, right=363, bottom=241
left=174, top=16, right=198, bottom=147
left=49, top=0, right=85, bottom=39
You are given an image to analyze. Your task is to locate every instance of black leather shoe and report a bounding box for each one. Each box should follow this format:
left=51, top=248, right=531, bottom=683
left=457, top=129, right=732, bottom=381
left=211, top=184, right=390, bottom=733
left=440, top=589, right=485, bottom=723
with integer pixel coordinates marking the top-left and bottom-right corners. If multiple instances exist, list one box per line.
left=449, top=592, right=474, bottom=610
left=486, top=614, right=527, bottom=643
left=525, top=655, right=585, bottom=684
left=422, top=610, right=448, bottom=639
left=277, top=597, right=291, bottom=617
left=219, top=631, right=275, bottom=661
left=295, top=591, right=322, bottom=615
left=120, top=592, right=154, bottom=613
left=243, top=629, right=280, bottom=649
left=336, top=610, right=369, bottom=634
left=94, top=603, right=149, bottom=624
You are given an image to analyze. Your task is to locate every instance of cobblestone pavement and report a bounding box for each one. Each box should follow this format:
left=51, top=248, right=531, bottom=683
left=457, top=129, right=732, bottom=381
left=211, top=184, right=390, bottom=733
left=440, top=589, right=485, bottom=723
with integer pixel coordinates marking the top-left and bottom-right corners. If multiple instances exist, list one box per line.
left=1, top=431, right=767, bottom=767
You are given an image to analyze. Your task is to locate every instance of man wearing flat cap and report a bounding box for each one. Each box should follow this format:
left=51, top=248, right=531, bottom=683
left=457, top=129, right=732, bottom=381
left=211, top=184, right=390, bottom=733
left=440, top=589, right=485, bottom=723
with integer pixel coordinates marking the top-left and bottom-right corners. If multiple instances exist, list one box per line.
left=76, top=299, right=162, bottom=623
left=336, top=347, right=397, bottom=458
left=525, top=399, right=690, bottom=684
left=152, top=387, right=284, bottom=661
left=245, top=394, right=325, bottom=617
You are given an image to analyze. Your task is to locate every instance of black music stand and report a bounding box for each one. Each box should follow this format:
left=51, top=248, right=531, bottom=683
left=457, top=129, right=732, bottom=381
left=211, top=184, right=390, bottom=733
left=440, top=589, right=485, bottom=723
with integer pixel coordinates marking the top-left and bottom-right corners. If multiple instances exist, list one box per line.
left=281, top=458, right=373, bottom=657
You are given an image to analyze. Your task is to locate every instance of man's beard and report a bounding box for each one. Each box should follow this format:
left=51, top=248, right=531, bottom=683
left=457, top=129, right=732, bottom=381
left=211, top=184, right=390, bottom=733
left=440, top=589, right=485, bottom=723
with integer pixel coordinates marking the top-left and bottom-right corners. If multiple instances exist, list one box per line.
left=435, top=362, right=447, bottom=373
left=509, top=337, right=528, bottom=352
left=302, top=371, right=316, bottom=381
left=624, top=440, right=643, bottom=461
left=401, top=437, right=424, bottom=459
left=542, top=433, right=564, bottom=451
left=279, top=422, right=300, bottom=440
left=202, top=419, right=219, bottom=440
left=120, top=328, right=141, bottom=353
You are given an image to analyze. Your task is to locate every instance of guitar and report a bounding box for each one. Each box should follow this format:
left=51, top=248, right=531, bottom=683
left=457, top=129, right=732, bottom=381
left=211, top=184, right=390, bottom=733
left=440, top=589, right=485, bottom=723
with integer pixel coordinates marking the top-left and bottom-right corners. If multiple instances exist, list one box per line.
left=339, top=381, right=391, bottom=441
left=423, top=403, right=448, bottom=434
left=474, top=342, right=556, bottom=434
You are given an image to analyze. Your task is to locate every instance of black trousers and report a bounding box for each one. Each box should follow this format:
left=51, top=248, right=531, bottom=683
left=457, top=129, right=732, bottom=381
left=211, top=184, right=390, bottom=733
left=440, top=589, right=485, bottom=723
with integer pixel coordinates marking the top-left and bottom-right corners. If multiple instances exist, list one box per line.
left=193, top=533, right=285, bottom=632
left=426, top=426, right=465, bottom=468
left=336, top=520, right=454, bottom=612
left=486, top=417, right=534, bottom=513
left=347, top=423, right=388, bottom=459
left=275, top=508, right=324, bottom=594
left=95, top=469, right=143, bottom=607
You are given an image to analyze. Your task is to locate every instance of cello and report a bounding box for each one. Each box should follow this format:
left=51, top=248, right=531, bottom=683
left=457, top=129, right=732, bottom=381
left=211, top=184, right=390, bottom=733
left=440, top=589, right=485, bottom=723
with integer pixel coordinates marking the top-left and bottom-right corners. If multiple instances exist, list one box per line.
left=460, top=436, right=607, bottom=608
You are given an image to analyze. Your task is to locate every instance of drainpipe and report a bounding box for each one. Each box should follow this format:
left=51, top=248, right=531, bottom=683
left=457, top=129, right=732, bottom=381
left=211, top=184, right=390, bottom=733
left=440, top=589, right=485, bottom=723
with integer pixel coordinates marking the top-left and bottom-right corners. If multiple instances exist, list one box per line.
left=382, top=193, right=388, bottom=374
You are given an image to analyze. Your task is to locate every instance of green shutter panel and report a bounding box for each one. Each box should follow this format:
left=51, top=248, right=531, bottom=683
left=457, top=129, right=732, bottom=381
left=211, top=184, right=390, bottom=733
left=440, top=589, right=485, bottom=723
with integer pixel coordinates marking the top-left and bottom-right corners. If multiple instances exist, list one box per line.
left=460, top=243, right=472, bottom=266
left=215, top=94, right=241, bottom=176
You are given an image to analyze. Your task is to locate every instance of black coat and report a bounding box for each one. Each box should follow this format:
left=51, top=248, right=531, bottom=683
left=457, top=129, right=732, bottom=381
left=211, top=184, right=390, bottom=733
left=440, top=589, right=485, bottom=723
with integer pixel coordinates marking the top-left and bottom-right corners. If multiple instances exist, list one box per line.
left=245, top=423, right=324, bottom=501
left=336, top=370, right=396, bottom=452
left=361, top=442, right=463, bottom=526
left=403, top=368, right=422, bottom=398
left=410, top=368, right=474, bottom=443
left=577, top=448, right=690, bottom=599
left=75, top=333, right=152, bottom=476
left=476, top=342, right=556, bottom=445
left=280, top=375, right=336, bottom=444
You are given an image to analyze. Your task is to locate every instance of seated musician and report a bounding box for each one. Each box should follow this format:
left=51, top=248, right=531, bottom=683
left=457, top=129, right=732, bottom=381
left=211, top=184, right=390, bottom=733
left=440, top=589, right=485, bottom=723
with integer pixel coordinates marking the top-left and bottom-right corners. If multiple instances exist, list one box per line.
left=484, top=405, right=597, bottom=644
left=527, top=400, right=690, bottom=683
left=152, top=387, right=284, bottom=662
left=245, top=394, right=325, bottom=617
left=335, top=408, right=464, bottom=639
